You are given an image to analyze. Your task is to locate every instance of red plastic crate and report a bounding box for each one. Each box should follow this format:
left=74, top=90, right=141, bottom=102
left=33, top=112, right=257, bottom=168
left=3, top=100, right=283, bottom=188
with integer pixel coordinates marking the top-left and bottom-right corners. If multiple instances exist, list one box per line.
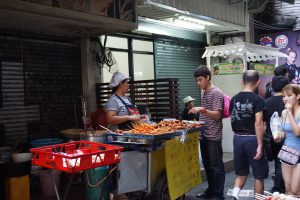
left=30, top=140, right=123, bottom=173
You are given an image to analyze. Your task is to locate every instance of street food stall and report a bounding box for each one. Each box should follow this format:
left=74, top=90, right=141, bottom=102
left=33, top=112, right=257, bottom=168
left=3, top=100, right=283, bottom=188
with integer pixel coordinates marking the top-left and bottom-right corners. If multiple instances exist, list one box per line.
left=30, top=119, right=204, bottom=200
left=202, top=42, right=289, bottom=71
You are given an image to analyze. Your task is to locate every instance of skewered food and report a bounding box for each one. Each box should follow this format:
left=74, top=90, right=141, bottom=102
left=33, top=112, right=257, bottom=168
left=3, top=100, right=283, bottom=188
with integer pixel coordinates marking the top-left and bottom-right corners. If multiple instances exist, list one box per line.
left=121, top=120, right=202, bottom=135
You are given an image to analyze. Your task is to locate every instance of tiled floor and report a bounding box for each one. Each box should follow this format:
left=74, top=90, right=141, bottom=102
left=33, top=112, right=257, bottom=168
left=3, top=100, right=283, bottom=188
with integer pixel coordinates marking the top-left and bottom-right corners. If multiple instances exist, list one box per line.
left=186, top=156, right=276, bottom=200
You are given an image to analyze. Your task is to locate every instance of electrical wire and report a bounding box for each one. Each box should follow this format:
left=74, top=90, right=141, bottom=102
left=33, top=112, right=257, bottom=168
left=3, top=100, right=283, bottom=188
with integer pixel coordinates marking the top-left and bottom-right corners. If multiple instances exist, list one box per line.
left=85, top=165, right=118, bottom=188
left=249, top=17, right=289, bottom=30
left=91, top=36, right=115, bottom=73
left=251, top=22, right=284, bottom=30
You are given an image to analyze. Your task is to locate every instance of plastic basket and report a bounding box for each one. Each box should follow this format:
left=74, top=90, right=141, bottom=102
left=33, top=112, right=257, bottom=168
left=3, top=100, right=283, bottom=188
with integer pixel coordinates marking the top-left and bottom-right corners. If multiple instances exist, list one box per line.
left=30, top=140, right=123, bottom=173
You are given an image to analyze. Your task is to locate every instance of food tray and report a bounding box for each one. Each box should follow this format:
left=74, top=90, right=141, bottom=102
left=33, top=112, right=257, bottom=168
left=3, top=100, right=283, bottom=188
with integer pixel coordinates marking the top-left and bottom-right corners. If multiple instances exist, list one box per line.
left=109, top=127, right=205, bottom=140
left=30, top=140, right=123, bottom=173
left=108, top=131, right=180, bottom=140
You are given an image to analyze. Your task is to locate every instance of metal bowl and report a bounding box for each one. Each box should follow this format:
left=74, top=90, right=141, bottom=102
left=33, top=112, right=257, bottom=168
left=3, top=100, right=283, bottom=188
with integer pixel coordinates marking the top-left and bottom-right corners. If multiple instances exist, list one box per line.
left=83, top=133, right=107, bottom=143
left=60, top=129, right=84, bottom=140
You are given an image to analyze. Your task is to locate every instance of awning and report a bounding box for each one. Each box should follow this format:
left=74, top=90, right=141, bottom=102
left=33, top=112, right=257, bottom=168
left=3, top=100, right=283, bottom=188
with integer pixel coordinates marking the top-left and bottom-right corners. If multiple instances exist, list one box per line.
left=202, top=42, right=288, bottom=71
left=202, top=42, right=288, bottom=62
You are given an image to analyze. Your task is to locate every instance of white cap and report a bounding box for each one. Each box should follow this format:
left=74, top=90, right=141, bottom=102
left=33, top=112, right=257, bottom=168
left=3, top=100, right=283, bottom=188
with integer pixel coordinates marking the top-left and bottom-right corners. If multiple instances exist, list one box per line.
left=183, top=96, right=195, bottom=104
left=109, top=72, right=130, bottom=89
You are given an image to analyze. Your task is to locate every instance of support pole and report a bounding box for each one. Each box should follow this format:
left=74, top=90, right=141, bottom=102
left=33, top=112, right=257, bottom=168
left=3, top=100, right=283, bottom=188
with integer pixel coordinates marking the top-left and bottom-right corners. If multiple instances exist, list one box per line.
left=207, top=56, right=211, bottom=71
left=242, top=53, right=247, bottom=72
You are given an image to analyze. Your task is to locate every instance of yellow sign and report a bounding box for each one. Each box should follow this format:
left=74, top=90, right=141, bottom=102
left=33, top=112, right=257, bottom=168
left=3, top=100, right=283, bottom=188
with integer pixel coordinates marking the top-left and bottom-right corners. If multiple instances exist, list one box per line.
left=251, top=63, right=275, bottom=75
left=165, top=132, right=202, bottom=200
left=213, top=62, right=244, bottom=75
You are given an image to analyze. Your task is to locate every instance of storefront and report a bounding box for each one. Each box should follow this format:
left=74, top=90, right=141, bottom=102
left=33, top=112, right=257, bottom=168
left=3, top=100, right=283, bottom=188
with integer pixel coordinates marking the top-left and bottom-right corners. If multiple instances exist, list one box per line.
left=0, top=1, right=252, bottom=199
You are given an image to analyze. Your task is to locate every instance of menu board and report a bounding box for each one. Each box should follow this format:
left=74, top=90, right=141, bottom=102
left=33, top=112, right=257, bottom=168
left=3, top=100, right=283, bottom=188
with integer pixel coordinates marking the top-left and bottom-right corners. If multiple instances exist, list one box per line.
left=165, top=132, right=201, bottom=200
left=213, top=62, right=244, bottom=75
left=249, top=63, right=275, bottom=75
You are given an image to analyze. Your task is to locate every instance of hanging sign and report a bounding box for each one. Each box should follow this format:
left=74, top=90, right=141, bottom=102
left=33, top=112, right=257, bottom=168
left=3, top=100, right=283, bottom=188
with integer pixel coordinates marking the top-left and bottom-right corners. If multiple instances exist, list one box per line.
left=165, top=132, right=201, bottom=200
left=250, top=63, right=275, bottom=75
left=213, top=62, right=244, bottom=75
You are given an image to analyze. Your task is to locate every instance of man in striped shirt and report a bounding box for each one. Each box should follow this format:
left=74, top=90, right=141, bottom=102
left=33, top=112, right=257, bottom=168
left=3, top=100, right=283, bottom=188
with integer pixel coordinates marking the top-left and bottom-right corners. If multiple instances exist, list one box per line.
left=189, top=66, right=225, bottom=200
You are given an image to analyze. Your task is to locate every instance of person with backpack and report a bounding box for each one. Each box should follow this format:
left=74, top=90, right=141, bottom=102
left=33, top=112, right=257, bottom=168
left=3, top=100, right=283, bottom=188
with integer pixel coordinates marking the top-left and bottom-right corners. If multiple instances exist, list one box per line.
left=189, top=66, right=225, bottom=200
left=229, top=70, right=269, bottom=199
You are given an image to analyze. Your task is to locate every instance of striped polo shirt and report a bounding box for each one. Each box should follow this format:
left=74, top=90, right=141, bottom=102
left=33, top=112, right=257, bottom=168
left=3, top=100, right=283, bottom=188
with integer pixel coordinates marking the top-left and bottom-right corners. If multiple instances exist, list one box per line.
left=199, top=86, right=223, bottom=141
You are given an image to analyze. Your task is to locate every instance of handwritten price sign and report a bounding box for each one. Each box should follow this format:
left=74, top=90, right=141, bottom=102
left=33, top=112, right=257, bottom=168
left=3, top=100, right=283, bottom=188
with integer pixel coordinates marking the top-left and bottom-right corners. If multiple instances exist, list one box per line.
left=165, top=132, right=202, bottom=200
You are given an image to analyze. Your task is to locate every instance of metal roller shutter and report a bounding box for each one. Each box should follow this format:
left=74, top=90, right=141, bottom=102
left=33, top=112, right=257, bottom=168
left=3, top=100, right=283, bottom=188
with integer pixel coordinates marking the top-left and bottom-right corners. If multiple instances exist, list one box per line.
left=154, top=37, right=206, bottom=116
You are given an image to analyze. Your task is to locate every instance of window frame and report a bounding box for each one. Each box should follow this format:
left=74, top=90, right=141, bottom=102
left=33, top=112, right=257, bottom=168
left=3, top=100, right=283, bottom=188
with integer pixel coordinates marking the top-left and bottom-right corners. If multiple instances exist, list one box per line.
left=105, top=33, right=156, bottom=81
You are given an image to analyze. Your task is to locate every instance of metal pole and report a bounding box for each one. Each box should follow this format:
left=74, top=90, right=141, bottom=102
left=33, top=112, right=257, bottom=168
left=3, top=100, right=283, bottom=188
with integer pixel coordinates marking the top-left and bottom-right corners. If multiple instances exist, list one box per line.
left=51, top=173, right=61, bottom=200
left=242, top=53, right=247, bottom=72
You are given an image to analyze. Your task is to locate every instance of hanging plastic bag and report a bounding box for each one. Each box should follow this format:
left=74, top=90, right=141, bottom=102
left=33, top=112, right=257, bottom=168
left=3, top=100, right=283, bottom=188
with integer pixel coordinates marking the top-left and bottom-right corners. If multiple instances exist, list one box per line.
left=270, top=112, right=285, bottom=142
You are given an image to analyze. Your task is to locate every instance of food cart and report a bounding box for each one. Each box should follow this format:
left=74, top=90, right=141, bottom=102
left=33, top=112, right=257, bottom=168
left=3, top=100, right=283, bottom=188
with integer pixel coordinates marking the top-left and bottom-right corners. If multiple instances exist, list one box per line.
left=30, top=120, right=204, bottom=200
left=107, top=120, right=205, bottom=200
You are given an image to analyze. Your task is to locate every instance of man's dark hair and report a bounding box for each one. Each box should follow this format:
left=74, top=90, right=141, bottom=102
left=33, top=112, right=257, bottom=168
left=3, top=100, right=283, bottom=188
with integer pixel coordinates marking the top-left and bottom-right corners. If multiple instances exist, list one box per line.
left=274, top=65, right=288, bottom=76
left=242, top=70, right=259, bottom=84
left=194, top=65, right=211, bottom=80
left=272, top=76, right=289, bottom=92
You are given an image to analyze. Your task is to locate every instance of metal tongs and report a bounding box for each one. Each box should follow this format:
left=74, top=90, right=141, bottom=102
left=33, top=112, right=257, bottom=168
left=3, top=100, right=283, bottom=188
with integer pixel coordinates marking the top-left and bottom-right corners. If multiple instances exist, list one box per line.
left=96, top=125, right=114, bottom=133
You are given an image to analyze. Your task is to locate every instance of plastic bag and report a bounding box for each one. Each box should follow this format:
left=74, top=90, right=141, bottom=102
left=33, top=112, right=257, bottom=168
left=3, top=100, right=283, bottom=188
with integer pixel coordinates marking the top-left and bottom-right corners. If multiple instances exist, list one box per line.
left=270, top=112, right=285, bottom=141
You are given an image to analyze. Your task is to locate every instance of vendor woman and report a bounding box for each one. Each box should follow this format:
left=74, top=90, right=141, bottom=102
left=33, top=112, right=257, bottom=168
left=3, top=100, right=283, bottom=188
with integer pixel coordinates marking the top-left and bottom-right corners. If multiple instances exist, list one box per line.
left=104, top=72, right=143, bottom=130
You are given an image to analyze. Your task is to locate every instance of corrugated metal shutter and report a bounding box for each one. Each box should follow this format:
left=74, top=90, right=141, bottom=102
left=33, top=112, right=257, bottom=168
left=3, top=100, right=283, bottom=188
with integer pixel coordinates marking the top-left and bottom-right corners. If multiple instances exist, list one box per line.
left=154, top=36, right=205, bottom=116
left=0, top=32, right=82, bottom=145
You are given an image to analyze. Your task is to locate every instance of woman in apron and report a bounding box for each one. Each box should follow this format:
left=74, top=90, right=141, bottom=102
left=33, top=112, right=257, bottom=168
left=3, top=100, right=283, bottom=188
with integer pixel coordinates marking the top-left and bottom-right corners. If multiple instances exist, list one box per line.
left=104, top=72, right=145, bottom=130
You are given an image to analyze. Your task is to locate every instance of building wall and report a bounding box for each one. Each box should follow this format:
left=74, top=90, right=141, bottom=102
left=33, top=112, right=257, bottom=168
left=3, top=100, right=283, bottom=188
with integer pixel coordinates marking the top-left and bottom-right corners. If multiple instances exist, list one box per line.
left=0, top=31, right=82, bottom=145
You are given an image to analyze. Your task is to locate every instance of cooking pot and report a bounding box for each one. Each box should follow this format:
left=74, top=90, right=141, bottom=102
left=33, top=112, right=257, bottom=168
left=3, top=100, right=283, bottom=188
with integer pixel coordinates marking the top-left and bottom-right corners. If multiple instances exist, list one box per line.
left=83, top=131, right=107, bottom=143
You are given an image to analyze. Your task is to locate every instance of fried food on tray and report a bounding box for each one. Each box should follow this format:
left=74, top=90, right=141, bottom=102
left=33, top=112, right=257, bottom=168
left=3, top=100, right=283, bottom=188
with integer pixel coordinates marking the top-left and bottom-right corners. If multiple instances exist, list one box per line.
left=123, top=120, right=201, bottom=135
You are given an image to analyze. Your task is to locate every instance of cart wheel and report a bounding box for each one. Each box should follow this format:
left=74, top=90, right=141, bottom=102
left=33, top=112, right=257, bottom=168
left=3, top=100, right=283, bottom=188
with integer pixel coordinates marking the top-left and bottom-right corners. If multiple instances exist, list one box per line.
left=156, top=174, right=185, bottom=200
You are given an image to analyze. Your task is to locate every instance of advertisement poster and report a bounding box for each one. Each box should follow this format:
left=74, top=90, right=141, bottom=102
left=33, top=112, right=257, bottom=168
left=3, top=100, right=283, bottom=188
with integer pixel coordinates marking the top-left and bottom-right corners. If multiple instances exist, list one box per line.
left=249, top=63, right=275, bottom=75
left=256, top=30, right=300, bottom=97
left=213, top=62, right=244, bottom=75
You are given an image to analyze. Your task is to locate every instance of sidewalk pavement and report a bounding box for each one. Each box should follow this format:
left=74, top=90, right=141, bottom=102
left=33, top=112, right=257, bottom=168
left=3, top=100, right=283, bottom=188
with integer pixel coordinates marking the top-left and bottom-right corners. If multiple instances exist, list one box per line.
left=185, top=161, right=275, bottom=200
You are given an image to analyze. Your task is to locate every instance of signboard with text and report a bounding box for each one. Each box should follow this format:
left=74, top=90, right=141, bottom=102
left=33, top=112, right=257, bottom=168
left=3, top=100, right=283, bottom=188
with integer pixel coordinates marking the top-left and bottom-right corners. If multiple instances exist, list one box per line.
left=249, top=63, right=275, bottom=75
left=213, top=62, right=244, bottom=75
left=165, top=132, right=201, bottom=200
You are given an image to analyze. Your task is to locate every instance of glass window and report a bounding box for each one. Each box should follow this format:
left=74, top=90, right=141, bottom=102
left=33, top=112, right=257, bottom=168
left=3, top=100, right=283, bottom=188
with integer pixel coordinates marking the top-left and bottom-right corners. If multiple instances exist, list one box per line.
left=100, top=36, right=128, bottom=49
left=102, top=51, right=129, bottom=83
left=133, top=54, right=154, bottom=80
left=132, top=40, right=153, bottom=52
